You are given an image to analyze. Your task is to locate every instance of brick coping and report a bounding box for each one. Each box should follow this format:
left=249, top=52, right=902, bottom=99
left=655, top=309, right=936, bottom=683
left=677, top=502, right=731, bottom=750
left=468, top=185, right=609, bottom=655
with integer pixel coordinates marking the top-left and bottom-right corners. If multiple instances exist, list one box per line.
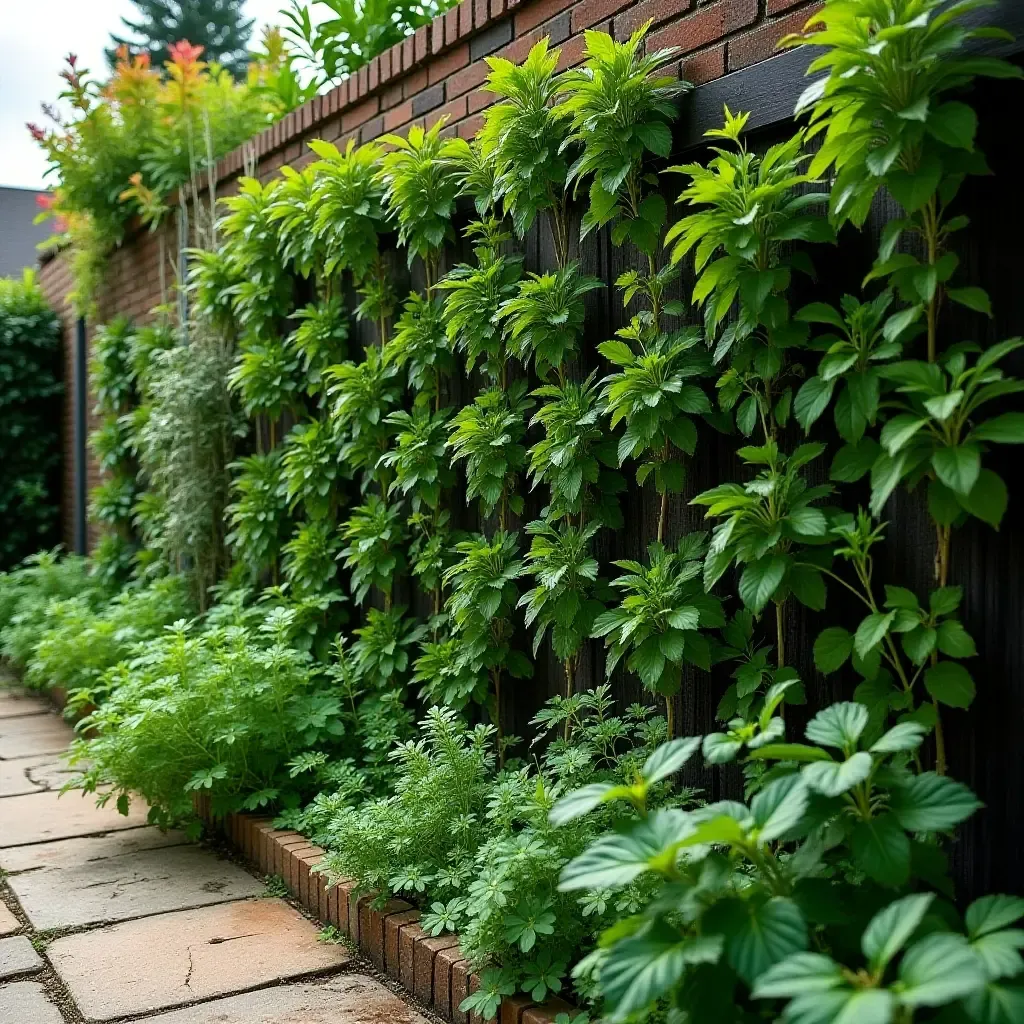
left=193, top=796, right=576, bottom=1024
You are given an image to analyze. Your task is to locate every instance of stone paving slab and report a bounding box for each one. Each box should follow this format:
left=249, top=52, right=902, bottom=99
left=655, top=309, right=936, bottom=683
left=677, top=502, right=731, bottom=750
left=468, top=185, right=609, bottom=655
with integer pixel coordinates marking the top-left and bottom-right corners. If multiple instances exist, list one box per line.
left=48, top=899, right=351, bottom=1021
left=0, top=904, right=19, bottom=937
left=0, top=693, right=51, bottom=720
left=0, top=981, right=64, bottom=1024
left=0, top=936, right=42, bottom=981
left=25, top=752, right=83, bottom=792
left=0, top=715, right=75, bottom=759
left=143, top=973, right=431, bottom=1024
left=0, top=755, right=49, bottom=798
left=0, top=826, right=187, bottom=874
left=0, top=790, right=149, bottom=847
left=9, top=844, right=265, bottom=930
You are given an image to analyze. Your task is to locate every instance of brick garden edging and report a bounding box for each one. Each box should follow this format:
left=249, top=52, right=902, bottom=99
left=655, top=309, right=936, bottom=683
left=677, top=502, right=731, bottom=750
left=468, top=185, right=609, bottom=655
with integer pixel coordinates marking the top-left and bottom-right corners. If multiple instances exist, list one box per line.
left=192, top=797, right=576, bottom=1024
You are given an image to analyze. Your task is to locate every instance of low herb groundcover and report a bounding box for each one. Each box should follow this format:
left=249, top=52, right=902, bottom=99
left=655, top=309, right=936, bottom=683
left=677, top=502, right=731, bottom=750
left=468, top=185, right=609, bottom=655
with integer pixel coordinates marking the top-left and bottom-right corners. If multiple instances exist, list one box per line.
left=3, top=1, right=1024, bottom=1021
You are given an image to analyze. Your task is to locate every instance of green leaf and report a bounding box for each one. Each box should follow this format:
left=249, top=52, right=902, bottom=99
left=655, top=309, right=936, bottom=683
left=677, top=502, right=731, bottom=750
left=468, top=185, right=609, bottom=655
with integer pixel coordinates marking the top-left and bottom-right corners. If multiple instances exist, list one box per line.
left=813, top=627, right=854, bottom=673
left=788, top=563, right=826, bottom=611
left=930, top=586, right=963, bottom=616
left=719, top=897, right=808, bottom=985
left=805, top=702, right=868, bottom=751
left=831, top=438, right=881, bottom=482
left=932, top=444, right=982, bottom=496
left=802, top=751, right=872, bottom=797
left=967, top=895, right=1024, bottom=940
left=936, top=619, right=977, bottom=658
left=851, top=813, right=910, bottom=887
left=948, top=286, right=992, bottom=316
left=558, top=810, right=692, bottom=890
left=862, top=893, right=933, bottom=971
left=549, top=782, right=616, bottom=826
left=924, top=661, right=976, bottom=708
left=601, top=924, right=721, bottom=1020
left=751, top=952, right=844, bottom=998
left=854, top=612, right=896, bottom=659
left=958, top=469, right=1008, bottom=527
left=739, top=556, right=787, bottom=614
left=971, top=931, right=1024, bottom=982
left=642, top=736, right=702, bottom=785
left=751, top=774, right=810, bottom=842
left=748, top=743, right=831, bottom=763
left=963, top=983, right=1024, bottom=1024
left=926, top=101, right=978, bottom=150
left=889, top=772, right=982, bottom=832
left=970, top=413, right=1024, bottom=444
left=898, top=933, right=987, bottom=1007
left=795, top=376, right=835, bottom=431
left=870, top=721, right=928, bottom=754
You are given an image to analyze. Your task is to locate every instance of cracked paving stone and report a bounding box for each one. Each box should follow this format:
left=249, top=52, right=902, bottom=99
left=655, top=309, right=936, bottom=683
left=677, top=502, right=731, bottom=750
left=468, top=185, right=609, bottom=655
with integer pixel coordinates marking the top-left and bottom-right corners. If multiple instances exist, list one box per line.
left=1, top=826, right=187, bottom=874
left=0, top=981, right=64, bottom=1024
left=24, top=752, right=83, bottom=791
left=0, top=790, right=149, bottom=848
left=48, top=898, right=350, bottom=1021
left=9, top=844, right=264, bottom=929
left=0, top=904, right=19, bottom=937
left=140, top=973, right=432, bottom=1023
left=0, top=693, right=51, bottom=720
left=0, top=936, right=42, bottom=981
left=0, top=755, right=50, bottom=798
left=0, top=714, right=74, bottom=759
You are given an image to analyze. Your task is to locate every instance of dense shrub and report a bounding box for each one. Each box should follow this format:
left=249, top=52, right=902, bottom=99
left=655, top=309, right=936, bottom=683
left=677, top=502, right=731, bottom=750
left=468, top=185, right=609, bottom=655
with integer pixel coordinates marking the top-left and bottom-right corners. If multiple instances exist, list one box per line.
left=0, top=273, right=63, bottom=570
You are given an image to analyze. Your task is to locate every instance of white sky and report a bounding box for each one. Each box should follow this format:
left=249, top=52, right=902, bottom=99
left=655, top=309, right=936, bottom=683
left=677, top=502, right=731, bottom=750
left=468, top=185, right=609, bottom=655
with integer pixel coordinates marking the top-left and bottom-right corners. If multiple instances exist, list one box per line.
left=0, top=0, right=289, bottom=190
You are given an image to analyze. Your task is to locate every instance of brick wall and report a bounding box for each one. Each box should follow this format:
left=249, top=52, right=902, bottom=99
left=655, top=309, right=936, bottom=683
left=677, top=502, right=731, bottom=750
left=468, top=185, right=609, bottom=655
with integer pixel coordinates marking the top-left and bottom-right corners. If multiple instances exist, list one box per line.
left=38, top=0, right=821, bottom=551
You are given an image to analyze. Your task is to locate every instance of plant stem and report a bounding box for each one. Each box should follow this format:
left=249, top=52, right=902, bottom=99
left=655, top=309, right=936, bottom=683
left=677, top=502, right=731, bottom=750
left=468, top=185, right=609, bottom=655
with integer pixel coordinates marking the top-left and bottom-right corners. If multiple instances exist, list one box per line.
left=657, top=489, right=668, bottom=544
left=665, top=694, right=675, bottom=739
left=775, top=599, right=786, bottom=669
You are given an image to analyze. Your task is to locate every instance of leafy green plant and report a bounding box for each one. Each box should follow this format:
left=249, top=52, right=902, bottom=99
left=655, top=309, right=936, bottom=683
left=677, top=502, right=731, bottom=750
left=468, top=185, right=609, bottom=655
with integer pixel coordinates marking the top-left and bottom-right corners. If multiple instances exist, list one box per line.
left=281, top=418, right=343, bottom=521
left=591, top=533, right=723, bottom=736
left=388, top=292, right=455, bottom=408
left=289, top=298, right=349, bottom=394
left=339, top=494, right=407, bottom=606
left=227, top=451, right=291, bottom=581
left=282, top=518, right=342, bottom=598
left=448, top=382, right=532, bottom=531
left=499, top=263, right=602, bottom=382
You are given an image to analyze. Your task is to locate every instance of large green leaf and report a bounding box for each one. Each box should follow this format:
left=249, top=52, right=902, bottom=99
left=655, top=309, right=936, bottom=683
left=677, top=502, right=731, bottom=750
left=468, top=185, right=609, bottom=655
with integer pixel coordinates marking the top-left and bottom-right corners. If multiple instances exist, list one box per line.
left=751, top=951, right=843, bottom=998
left=851, top=813, right=910, bottom=887
left=739, top=555, right=788, bottom=614
left=751, top=774, right=810, bottom=842
left=967, top=896, right=1024, bottom=940
left=924, top=661, right=976, bottom=708
left=854, top=612, right=896, bottom=658
left=889, top=773, right=982, bottom=832
left=715, top=896, right=808, bottom=984
left=558, top=809, right=692, bottom=890
left=814, top=627, right=854, bottom=674
left=805, top=702, right=869, bottom=751
left=602, top=923, right=722, bottom=1020
left=963, top=983, right=1024, bottom=1024
left=861, top=893, right=933, bottom=971
left=971, top=930, right=1024, bottom=982
left=642, top=736, right=702, bottom=785
left=548, top=781, right=616, bottom=826
left=898, top=933, right=987, bottom=1007
left=803, top=752, right=872, bottom=798
left=932, top=444, right=982, bottom=496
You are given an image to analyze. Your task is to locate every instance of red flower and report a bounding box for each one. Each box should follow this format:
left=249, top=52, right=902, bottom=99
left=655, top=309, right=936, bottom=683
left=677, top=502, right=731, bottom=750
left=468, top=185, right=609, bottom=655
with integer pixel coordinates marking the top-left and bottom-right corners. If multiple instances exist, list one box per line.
left=67, top=53, right=78, bottom=68
left=35, top=193, right=56, bottom=211
left=27, top=122, right=46, bottom=142
left=167, top=40, right=205, bottom=66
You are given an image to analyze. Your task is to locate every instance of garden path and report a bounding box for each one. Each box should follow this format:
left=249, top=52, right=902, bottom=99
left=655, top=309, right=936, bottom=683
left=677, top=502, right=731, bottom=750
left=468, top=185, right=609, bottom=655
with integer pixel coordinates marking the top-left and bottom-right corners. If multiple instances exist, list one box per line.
left=0, top=686, right=430, bottom=1024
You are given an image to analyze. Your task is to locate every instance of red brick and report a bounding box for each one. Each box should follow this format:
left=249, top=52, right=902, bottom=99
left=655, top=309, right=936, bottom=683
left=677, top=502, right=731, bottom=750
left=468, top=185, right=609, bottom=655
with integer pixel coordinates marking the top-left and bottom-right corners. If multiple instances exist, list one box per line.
left=572, top=0, right=631, bottom=32
left=368, top=56, right=380, bottom=91
left=490, top=0, right=506, bottom=16
left=316, top=872, right=330, bottom=922
left=379, top=47, right=393, bottom=84
left=430, top=41, right=470, bottom=83
left=502, top=996, right=535, bottom=1024
left=452, top=961, right=474, bottom=1024
left=399, top=922, right=426, bottom=991
left=381, top=80, right=404, bottom=109
left=475, top=0, right=489, bottom=29
left=556, top=31, right=591, bottom=69
left=728, top=4, right=821, bottom=68
left=433, top=945, right=466, bottom=1017
left=650, top=0, right=757, bottom=53
left=458, top=112, right=486, bottom=139
left=405, top=68, right=429, bottom=96
left=768, top=0, right=808, bottom=11
left=416, top=25, right=430, bottom=62
left=272, top=833, right=305, bottom=877
left=385, top=909, right=421, bottom=973
left=432, top=14, right=447, bottom=52
left=288, top=844, right=317, bottom=894
left=522, top=998, right=576, bottom=1024
left=297, top=850, right=324, bottom=909
left=415, top=934, right=462, bottom=1004
left=350, top=892, right=374, bottom=944
left=682, top=41, right=726, bottom=83
left=615, top=0, right=691, bottom=38
left=427, top=95, right=469, bottom=130
left=386, top=99, right=415, bottom=130
left=516, top=0, right=574, bottom=33
left=449, top=59, right=490, bottom=98
left=362, top=899, right=414, bottom=968
left=459, top=0, right=474, bottom=35
left=342, top=96, right=381, bottom=132
left=403, top=36, right=416, bottom=71
left=445, top=7, right=460, bottom=45
left=468, top=86, right=498, bottom=114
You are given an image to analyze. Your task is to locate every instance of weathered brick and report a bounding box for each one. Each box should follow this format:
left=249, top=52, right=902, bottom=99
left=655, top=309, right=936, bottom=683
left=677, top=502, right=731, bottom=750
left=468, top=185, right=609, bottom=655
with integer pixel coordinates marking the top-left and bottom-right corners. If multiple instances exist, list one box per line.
left=368, top=56, right=380, bottom=91
left=427, top=95, right=468, bottom=130
left=451, top=960, right=474, bottom=1024
left=449, top=59, right=490, bottom=99
left=361, top=115, right=385, bottom=142
left=432, top=14, right=447, bottom=52
left=433, top=945, right=467, bottom=1017
left=386, top=99, right=415, bottom=130
left=379, top=47, right=393, bottom=84
left=334, top=878, right=356, bottom=935
left=405, top=67, right=429, bottom=96
left=415, top=934, right=461, bottom=1004
left=471, top=19, right=512, bottom=61
left=384, top=909, right=421, bottom=973
left=502, top=995, right=535, bottom=1024
left=681, top=41, right=726, bottom=83
left=490, top=0, right=506, bottom=17
left=468, top=86, right=497, bottom=113
left=522, top=998, right=576, bottom=1024
left=403, top=36, right=416, bottom=71
left=459, top=0, right=475, bottom=36
left=475, top=0, right=490, bottom=30
left=381, top=80, right=405, bottom=109
left=458, top=112, right=487, bottom=138
left=399, top=921, right=426, bottom=991
left=556, top=30, right=591, bottom=69
left=413, top=82, right=446, bottom=116
left=615, top=0, right=692, bottom=38
left=572, top=0, right=632, bottom=32
left=288, top=844, right=317, bottom=895
left=650, top=0, right=757, bottom=53
left=517, top=0, right=575, bottom=34
left=416, top=25, right=430, bottom=62
left=342, top=96, right=381, bottom=132
left=351, top=892, right=374, bottom=944
left=446, top=7, right=461, bottom=44
left=727, top=5, right=820, bottom=68
left=430, top=41, right=470, bottom=84
left=361, top=898, right=413, bottom=968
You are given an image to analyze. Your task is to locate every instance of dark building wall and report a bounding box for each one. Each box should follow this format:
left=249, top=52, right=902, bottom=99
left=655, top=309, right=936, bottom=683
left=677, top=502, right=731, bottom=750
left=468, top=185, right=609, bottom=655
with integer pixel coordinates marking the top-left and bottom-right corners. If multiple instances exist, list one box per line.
left=0, top=186, right=52, bottom=278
